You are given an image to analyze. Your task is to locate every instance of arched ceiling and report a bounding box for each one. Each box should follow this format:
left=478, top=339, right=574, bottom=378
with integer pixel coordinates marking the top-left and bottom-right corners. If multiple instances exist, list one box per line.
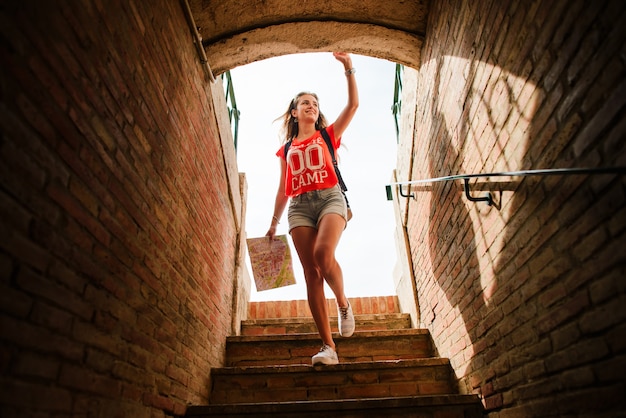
left=189, top=0, right=429, bottom=76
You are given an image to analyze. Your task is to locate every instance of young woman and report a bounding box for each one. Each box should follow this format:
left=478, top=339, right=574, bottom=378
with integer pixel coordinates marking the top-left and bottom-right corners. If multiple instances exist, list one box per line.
left=266, top=52, right=359, bottom=365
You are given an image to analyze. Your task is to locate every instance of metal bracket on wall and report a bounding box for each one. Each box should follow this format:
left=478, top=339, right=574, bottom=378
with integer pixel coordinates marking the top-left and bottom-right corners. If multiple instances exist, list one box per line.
left=386, top=184, right=415, bottom=200
left=398, top=184, right=415, bottom=199
left=464, top=178, right=492, bottom=206
left=386, top=166, right=626, bottom=205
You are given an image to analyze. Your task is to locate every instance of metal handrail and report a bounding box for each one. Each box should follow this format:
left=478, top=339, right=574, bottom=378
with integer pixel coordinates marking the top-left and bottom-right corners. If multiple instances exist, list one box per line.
left=386, top=166, right=626, bottom=205
left=391, top=64, right=403, bottom=143
left=222, top=71, right=240, bottom=151
left=181, top=0, right=215, bottom=83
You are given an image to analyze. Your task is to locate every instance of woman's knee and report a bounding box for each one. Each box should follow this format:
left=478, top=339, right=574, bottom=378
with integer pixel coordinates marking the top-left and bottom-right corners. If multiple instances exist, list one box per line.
left=313, top=245, right=336, bottom=274
left=303, top=266, right=323, bottom=286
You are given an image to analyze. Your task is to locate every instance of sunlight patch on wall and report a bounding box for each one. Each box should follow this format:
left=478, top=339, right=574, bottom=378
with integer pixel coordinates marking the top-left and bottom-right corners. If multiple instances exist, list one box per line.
left=441, top=57, right=537, bottom=306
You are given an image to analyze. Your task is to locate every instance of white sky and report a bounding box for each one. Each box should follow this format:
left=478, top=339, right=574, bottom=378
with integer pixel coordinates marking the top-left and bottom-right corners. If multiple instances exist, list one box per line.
left=229, top=53, right=399, bottom=302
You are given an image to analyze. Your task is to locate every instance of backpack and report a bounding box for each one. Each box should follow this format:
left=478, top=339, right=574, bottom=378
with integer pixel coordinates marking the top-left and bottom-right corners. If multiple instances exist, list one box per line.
left=284, top=128, right=352, bottom=220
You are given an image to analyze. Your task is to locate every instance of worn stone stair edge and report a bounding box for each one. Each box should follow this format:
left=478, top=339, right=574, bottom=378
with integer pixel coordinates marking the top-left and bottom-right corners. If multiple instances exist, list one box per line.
left=186, top=394, right=483, bottom=415
left=241, top=313, right=410, bottom=325
left=227, top=328, right=430, bottom=343
left=212, top=358, right=450, bottom=375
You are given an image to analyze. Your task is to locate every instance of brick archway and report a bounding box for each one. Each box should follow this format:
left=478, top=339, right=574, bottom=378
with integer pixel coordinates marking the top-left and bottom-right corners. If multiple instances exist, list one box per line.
left=189, top=0, right=429, bottom=75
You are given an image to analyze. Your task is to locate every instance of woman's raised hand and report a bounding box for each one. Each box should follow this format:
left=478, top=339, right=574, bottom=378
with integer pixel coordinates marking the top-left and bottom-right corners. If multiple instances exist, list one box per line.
left=333, top=52, right=352, bottom=69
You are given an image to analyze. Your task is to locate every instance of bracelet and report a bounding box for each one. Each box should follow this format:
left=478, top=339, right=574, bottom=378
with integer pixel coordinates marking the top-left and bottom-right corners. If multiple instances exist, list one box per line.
left=272, top=215, right=280, bottom=224
left=345, top=68, right=356, bottom=76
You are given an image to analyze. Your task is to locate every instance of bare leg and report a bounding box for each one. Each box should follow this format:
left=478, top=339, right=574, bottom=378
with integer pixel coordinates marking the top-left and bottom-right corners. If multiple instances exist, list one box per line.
left=314, top=213, right=349, bottom=308
left=290, top=226, right=335, bottom=349
left=291, top=213, right=348, bottom=350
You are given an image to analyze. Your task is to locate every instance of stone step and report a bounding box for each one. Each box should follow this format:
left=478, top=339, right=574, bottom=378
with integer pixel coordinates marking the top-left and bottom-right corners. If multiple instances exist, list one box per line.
left=240, top=313, right=412, bottom=336
left=225, top=329, right=433, bottom=367
left=186, top=394, right=483, bottom=417
left=209, top=359, right=457, bottom=404
left=186, top=301, right=485, bottom=417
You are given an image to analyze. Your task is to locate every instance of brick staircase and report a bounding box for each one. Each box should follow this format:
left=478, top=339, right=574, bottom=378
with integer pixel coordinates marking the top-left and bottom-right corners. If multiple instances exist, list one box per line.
left=186, top=297, right=483, bottom=417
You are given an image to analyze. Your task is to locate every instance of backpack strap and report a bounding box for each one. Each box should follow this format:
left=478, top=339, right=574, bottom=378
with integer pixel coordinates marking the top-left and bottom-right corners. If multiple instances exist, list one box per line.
left=320, top=128, right=348, bottom=192
left=283, top=128, right=348, bottom=192
left=283, top=140, right=292, bottom=158
left=319, top=128, right=336, bottom=164
left=284, top=128, right=334, bottom=159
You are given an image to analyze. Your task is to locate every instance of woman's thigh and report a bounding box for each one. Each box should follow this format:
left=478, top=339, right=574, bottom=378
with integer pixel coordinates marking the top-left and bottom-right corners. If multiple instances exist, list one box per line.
left=290, top=226, right=318, bottom=274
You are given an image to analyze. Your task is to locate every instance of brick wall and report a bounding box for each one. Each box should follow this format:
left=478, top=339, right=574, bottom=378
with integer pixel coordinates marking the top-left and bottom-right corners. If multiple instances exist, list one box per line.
left=397, top=0, right=626, bottom=416
left=0, top=1, right=242, bottom=416
left=248, top=296, right=402, bottom=319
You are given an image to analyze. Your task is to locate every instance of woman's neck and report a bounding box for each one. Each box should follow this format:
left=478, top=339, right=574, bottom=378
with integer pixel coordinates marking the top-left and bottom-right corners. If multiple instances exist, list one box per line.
left=296, top=123, right=317, bottom=140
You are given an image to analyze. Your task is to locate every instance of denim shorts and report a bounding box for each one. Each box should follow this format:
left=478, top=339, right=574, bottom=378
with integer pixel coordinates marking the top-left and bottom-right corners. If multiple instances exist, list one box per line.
left=288, top=185, right=348, bottom=232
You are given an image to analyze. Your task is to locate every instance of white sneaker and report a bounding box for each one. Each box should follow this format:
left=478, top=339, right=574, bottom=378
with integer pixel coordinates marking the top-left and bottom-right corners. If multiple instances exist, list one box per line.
left=338, top=302, right=355, bottom=337
left=312, top=344, right=338, bottom=366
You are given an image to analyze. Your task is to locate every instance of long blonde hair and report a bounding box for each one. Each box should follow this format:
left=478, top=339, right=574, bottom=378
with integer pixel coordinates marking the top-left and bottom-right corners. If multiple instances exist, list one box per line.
left=276, top=92, right=328, bottom=144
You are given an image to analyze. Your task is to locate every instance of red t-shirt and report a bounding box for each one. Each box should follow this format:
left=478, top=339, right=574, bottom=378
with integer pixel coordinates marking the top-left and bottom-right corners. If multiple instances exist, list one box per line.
left=276, top=125, right=341, bottom=197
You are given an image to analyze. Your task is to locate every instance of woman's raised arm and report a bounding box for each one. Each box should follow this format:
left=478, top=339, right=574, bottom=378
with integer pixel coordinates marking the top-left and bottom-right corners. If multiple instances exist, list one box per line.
left=331, top=52, right=359, bottom=139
